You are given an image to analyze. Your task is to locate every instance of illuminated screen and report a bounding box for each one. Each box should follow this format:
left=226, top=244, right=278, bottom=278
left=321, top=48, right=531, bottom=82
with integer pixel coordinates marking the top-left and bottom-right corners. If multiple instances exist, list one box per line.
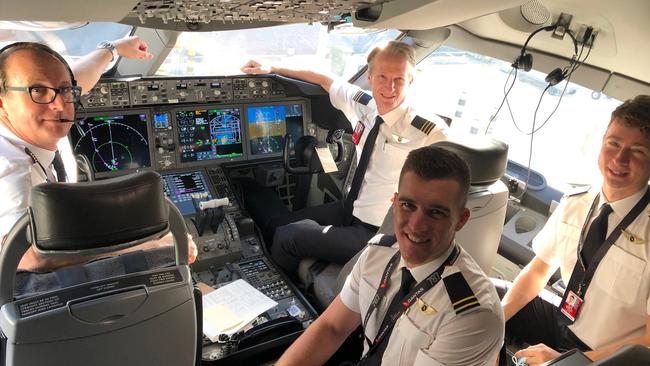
left=246, top=104, right=304, bottom=156
left=162, top=170, right=213, bottom=216
left=70, top=112, right=151, bottom=174
left=176, top=107, right=243, bottom=163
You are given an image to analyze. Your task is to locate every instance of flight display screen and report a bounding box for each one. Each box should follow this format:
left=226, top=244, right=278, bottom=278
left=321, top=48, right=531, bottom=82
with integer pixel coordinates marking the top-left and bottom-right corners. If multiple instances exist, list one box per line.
left=70, top=112, right=151, bottom=174
left=162, top=170, right=213, bottom=216
left=246, top=103, right=304, bottom=156
left=176, top=107, right=243, bottom=163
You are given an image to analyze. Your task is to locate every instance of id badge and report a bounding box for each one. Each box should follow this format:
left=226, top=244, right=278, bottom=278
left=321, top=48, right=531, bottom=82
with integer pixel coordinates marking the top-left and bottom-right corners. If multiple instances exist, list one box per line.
left=560, top=290, right=584, bottom=322
left=352, top=121, right=365, bottom=145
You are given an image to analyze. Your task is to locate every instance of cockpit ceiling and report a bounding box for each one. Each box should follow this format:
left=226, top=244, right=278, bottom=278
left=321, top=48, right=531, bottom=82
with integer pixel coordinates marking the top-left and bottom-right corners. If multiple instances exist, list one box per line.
left=129, top=0, right=392, bottom=27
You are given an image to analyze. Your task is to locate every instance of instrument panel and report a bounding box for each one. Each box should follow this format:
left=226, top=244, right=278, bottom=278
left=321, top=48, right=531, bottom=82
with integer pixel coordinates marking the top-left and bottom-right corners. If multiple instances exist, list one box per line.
left=72, top=75, right=314, bottom=178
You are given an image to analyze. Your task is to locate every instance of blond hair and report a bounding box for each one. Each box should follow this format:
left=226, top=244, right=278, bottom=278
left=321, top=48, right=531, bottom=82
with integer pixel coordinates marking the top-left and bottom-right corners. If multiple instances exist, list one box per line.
left=367, top=41, right=416, bottom=73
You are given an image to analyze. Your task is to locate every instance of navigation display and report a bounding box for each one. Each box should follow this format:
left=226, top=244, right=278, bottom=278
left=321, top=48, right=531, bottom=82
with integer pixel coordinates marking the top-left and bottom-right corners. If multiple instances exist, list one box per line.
left=246, top=103, right=305, bottom=156
left=176, top=107, right=243, bottom=163
left=162, top=170, right=213, bottom=216
left=70, top=111, right=151, bottom=175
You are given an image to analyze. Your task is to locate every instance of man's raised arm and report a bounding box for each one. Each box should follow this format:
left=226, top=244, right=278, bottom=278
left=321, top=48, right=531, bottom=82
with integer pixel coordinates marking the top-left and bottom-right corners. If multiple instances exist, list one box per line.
left=72, top=36, right=153, bottom=94
left=240, top=60, right=334, bottom=92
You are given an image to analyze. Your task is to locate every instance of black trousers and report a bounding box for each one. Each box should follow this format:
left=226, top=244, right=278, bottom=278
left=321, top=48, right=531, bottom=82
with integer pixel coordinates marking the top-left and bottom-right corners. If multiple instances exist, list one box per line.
left=268, top=201, right=378, bottom=274
left=492, top=278, right=591, bottom=364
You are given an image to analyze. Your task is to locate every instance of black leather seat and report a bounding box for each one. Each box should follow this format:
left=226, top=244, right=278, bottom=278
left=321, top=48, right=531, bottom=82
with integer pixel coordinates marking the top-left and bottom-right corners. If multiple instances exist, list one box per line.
left=0, top=171, right=199, bottom=366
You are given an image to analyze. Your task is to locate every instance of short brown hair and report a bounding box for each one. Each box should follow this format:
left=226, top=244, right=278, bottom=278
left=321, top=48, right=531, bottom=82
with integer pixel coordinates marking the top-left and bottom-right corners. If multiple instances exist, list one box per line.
left=367, top=41, right=416, bottom=73
left=0, top=42, right=74, bottom=93
left=610, top=95, right=650, bottom=136
left=399, top=145, right=470, bottom=210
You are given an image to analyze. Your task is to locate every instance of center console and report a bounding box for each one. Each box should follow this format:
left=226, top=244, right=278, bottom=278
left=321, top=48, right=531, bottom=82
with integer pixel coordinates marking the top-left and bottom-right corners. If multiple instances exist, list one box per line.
left=70, top=75, right=322, bottom=363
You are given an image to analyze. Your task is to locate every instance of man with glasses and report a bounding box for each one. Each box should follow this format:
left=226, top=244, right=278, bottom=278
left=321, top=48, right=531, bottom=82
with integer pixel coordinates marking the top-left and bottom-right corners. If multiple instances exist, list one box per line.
left=0, top=38, right=196, bottom=271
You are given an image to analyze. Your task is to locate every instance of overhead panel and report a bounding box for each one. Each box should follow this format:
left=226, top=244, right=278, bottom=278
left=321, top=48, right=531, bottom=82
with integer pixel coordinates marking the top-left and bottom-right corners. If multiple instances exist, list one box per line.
left=129, top=0, right=393, bottom=27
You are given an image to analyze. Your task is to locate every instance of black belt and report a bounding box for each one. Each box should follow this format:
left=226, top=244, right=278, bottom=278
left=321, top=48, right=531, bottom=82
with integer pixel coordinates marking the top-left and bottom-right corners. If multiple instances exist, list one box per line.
left=352, top=216, right=379, bottom=233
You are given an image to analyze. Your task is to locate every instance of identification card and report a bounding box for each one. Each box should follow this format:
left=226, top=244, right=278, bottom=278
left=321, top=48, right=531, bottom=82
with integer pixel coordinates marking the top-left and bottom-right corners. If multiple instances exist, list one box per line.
left=560, top=290, right=584, bottom=322
left=352, top=121, right=365, bottom=145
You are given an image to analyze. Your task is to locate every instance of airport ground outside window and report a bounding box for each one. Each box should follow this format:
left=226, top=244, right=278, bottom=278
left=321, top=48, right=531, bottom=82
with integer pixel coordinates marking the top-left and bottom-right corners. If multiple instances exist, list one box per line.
left=0, top=22, right=132, bottom=70
left=411, top=46, right=622, bottom=192
left=156, top=23, right=400, bottom=80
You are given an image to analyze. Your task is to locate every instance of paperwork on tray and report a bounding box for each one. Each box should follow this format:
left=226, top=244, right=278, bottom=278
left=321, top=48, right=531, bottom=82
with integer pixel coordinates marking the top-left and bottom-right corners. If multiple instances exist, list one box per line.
left=202, top=279, right=277, bottom=342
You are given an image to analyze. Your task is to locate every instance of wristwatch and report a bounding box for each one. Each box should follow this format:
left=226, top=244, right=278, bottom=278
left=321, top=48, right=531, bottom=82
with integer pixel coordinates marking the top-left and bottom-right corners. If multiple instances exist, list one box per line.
left=97, top=41, right=118, bottom=62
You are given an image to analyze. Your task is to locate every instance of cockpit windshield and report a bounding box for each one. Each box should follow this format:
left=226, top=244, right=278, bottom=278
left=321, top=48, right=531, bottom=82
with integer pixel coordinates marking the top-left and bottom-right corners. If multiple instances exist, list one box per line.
left=156, top=23, right=400, bottom=78
left=0, top=22, right=132, bottom=69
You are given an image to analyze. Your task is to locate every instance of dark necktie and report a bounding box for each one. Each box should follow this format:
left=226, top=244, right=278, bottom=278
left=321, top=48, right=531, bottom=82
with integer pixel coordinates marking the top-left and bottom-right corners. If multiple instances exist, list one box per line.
left=581, top=204, right=612, bottom=266
left=52, top=150, right=68, bottom=182
left=345, top=116, right=384, bottom=213
left=360, top=267, right=415, bottom=366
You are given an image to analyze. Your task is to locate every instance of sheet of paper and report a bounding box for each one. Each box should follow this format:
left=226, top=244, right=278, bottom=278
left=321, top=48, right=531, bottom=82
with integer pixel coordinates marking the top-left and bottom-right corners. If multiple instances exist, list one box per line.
left=202, top=279, right=277, bottom=342
left=315, top=146, right=338, bottom=173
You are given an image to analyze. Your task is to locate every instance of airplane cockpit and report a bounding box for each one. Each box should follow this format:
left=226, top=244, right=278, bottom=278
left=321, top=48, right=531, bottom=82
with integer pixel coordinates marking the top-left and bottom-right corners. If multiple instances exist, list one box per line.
left=1, top=0, right=650, bottom=365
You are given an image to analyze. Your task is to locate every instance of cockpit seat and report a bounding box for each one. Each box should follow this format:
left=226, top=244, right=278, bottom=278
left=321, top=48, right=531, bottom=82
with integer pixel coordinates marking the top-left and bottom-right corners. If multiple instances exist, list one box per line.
left=298, top=137, right=509, bottom=309
left=0, top=171, right=199, bottom=366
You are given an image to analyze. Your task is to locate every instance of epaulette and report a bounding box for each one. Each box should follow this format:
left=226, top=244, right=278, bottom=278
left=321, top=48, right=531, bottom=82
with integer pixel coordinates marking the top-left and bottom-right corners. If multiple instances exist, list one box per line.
left=353, top=90, right=373, bottom=106
left=563, top=184, right=591, bottom=197
left=443, top=272, right=480, bottom=315
left=368, top=234, right=396, bottom=247
left=411, top=115, right=436, bottom=135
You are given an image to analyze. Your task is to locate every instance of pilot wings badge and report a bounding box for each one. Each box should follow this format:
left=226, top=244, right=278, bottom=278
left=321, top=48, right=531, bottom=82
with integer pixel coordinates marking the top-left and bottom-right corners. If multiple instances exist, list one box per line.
left=621, top=229, right=645, bottom=245
left=415, top=298, right=437, bottom=315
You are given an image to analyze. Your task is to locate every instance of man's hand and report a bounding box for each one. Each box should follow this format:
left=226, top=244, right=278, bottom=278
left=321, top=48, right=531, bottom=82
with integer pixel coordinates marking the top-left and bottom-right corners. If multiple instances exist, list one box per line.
left=187, top=235, right=198, bottom=264
left=241, top=60, right=270, bottom=74
left=113, top=36, right=154, bottom=60
left=154, top=232, right=198, bottom=264
left=514, top=343, right=561, bottom=366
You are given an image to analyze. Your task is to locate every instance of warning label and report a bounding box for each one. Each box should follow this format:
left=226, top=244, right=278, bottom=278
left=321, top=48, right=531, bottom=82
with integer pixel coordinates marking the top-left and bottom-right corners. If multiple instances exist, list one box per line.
left=16, top=269, right=184, bottom=318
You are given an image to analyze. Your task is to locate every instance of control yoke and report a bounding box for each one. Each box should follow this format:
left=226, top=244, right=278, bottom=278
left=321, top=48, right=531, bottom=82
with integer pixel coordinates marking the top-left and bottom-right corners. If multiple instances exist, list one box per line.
left=282, top=129, right=344, bottom=175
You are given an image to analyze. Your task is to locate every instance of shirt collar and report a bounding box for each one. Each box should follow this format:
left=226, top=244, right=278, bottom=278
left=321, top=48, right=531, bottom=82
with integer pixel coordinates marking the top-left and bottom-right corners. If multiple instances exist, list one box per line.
left=0, top=123, right=56, bottom=167
left=379, top=100, right=410, bottom=128
left=600, top=186, right=648, bottom=218
left=399, top=241, right=457, bottom=283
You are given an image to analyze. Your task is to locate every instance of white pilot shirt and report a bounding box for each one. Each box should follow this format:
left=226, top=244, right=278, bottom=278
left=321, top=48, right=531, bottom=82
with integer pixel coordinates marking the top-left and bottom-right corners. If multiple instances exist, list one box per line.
left=533, top=187, right=650, bottom=349
left=340, top=238, right=504, bottom=366
left=328, top=80, right=449, bottom=226
left=0, top=124, right=61, bottom=239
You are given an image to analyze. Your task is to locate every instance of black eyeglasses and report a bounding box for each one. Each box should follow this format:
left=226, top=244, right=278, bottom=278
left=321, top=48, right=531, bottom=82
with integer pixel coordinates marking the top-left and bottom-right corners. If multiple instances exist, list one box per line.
left=4, top=85, right=81, bottom=104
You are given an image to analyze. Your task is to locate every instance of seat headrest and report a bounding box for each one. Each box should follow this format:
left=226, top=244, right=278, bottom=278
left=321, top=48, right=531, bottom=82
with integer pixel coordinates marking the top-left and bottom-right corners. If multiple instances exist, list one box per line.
left=434, top=137, right=508, bottom=185
left=29, top=171, right=168, bottom=252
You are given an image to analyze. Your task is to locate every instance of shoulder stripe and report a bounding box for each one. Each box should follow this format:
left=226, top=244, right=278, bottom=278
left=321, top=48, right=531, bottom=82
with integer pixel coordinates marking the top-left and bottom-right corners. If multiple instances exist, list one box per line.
left=563, top=185, right=591, bottom=197
left=411, top=115, right=436, bottom=135
left=353, top=91, right=373, bottom=106
left=368, top=234, right=396, bottom=247
left=443, top=272, right=480, bottom=315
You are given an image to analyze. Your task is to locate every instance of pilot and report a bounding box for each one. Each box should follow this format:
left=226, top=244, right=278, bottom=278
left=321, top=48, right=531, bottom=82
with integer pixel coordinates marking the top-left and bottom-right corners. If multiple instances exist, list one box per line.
left=274, top=146, right=503, bottom=365
left=0, top=37, right=197, bottom=271
left=241, top=41, right=449, bottom=275
left=498, top=95, right=650, bottom=365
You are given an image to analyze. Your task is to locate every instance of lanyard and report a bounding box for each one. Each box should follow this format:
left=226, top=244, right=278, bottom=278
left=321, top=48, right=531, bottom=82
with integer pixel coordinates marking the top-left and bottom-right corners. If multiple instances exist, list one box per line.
left=566, top=188, right=650, bottom=300
left=361, top=245, right=460, bottom=355
left=24, top=147, right=52, bottom=183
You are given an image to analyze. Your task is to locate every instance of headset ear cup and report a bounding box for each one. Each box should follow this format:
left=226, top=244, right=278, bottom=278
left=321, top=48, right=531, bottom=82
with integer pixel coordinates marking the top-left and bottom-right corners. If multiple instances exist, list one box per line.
left=514, top=53, right=533, bottom=72
left=545, top=68, right=565, bottom=86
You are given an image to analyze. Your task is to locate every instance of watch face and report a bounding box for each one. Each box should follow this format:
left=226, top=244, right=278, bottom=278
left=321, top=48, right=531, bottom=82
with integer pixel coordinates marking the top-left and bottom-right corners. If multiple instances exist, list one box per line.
left=98, top=41, right=117, bottom=60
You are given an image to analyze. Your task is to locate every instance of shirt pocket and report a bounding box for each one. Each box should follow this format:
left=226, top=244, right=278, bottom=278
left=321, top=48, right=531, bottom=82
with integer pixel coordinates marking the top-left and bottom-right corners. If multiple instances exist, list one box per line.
left=554, top=223, right=581, bottom=271
left=358, top=277, right=378, bottom=324
left=377, top=142, right=409, bottom=181
left=395, top=314, right=432, bottom=366
left=593, top=244, right=646, bottom=306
